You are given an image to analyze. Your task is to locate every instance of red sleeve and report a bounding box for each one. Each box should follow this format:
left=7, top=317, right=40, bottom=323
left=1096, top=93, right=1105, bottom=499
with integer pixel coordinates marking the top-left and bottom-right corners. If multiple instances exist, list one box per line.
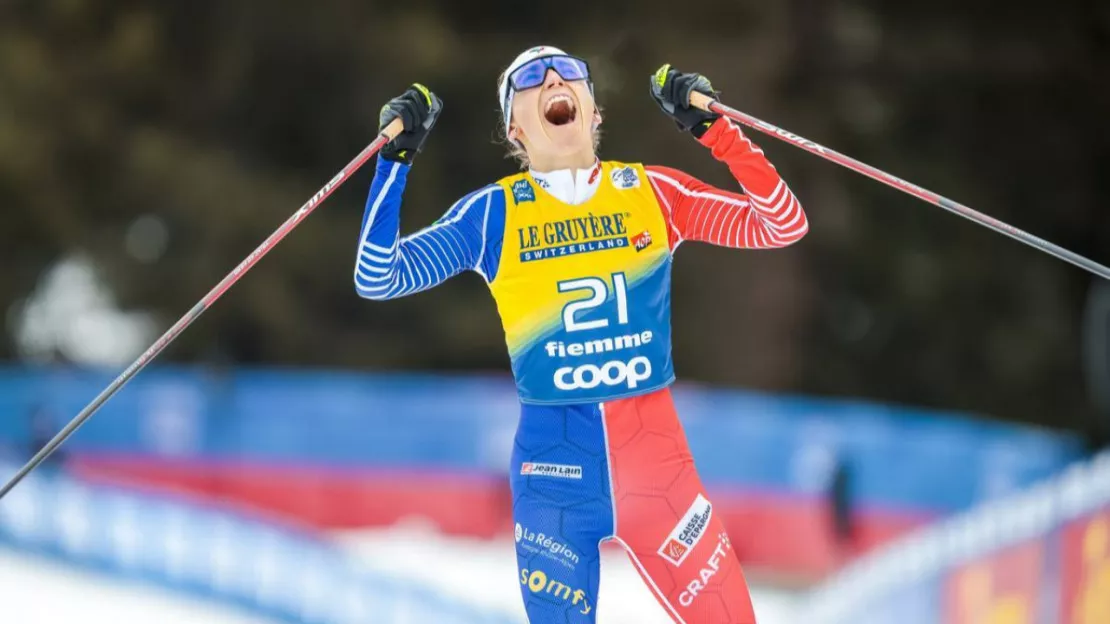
left=645, top=117, right=808, bottom=251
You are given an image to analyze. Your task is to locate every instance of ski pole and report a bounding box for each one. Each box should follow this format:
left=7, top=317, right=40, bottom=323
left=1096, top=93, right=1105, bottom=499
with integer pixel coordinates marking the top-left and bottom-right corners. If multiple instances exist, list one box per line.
left=689, top=91, right=1110, bottom=281
left=0, top=119, right=406, bottom=500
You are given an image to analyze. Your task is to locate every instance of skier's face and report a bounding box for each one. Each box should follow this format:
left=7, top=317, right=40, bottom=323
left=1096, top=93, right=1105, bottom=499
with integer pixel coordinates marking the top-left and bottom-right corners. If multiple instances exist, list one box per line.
left=509, top=68, right=599, bottom=162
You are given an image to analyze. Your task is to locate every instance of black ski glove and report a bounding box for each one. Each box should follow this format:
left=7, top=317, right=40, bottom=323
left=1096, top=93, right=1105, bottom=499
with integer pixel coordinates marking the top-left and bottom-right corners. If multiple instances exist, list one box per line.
left=649, top=64, right=721, bottom=139
left=378, top=83, right=443, bottom=164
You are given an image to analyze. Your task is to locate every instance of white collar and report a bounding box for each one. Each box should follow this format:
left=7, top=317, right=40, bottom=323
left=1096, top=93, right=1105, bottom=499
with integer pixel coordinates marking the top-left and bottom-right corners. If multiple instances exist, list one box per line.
left=529, top=161, right=602, bottom=206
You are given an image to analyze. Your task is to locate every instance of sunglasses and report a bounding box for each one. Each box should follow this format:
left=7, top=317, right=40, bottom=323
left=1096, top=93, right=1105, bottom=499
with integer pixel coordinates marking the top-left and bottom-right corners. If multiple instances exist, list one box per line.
left=506, top=55, right=591, bottom=92
left=500, top=54, right=593, bottom=133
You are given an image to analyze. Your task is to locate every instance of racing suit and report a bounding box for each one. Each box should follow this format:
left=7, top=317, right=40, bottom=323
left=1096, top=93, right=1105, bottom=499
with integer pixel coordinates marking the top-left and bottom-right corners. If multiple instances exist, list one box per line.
left=354, top=117, right=808, bottom=623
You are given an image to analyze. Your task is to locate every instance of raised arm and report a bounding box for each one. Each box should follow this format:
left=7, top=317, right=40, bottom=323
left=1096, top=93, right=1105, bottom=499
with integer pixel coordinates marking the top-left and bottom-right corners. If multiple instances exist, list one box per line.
left=354, top=157, right=499, bottom=300
left=646, top=118, right=808, bottom=251
left=647, top=65, right=808, bottom=251
left=353, top=83, right=502, bottom=300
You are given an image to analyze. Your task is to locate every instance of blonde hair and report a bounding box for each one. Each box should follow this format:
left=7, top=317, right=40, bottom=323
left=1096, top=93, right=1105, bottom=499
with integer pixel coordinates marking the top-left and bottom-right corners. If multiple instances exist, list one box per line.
left=496, top=68, right=602, bottom=170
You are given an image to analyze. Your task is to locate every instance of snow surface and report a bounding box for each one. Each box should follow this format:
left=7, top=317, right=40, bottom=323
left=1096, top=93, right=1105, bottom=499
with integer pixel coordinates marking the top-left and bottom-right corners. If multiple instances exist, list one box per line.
left=334, top=523, right=803, bottom=623
left=0, top=547, right=280, bottom=624
left=0, top=524, right=802, bottom=623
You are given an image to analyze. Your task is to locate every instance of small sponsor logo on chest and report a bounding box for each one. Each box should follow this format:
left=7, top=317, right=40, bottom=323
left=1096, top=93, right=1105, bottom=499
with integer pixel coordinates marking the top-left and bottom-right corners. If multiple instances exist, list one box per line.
left=512, top=179, right=536, bottom=203
left=610, top=166, right=640, bottom=189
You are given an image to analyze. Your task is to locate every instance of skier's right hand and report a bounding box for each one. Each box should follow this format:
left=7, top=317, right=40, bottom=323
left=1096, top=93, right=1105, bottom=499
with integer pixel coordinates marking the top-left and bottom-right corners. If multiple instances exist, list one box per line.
left=379, top=83, right=443, bottom=165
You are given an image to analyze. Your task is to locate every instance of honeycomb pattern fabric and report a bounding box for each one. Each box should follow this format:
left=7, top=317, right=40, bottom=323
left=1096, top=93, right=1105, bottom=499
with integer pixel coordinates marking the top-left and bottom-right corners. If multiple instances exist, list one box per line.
left=510, top=387, right=757, bottom=623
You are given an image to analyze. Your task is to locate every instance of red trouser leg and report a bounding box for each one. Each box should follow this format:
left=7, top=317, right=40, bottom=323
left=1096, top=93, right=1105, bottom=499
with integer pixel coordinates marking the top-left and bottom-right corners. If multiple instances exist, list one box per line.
left=602, top=388, right=757, bottom=624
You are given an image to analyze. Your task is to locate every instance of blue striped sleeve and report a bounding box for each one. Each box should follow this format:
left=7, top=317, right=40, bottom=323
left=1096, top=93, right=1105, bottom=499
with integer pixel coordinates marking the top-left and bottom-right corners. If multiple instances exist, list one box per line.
left=354, top=156, right=503, bottom=300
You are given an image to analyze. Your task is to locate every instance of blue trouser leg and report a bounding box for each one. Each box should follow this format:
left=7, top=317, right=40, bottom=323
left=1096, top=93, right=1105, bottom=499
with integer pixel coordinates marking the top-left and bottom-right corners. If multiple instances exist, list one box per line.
left=510, top=402, right=613, bottom=623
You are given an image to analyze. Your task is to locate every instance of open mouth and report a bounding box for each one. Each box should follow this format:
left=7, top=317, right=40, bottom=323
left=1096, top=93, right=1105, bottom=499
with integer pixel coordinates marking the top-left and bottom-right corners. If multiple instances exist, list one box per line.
left=544, top=94, right=578, bottom=126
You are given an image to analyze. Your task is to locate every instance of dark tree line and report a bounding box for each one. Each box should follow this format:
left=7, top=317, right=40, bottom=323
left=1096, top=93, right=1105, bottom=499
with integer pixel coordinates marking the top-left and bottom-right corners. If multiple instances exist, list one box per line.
left=2, top=0, right=1108, bottom=433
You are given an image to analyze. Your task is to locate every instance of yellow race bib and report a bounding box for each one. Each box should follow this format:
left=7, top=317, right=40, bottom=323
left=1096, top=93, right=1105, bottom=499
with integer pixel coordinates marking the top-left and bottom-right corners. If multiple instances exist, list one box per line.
left=488, top=162, right=675, bottom=404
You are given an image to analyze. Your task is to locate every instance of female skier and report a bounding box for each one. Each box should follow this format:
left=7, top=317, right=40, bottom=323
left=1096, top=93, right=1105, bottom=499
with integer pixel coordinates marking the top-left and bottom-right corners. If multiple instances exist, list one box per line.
left=355, top=46, right=808, bottom=623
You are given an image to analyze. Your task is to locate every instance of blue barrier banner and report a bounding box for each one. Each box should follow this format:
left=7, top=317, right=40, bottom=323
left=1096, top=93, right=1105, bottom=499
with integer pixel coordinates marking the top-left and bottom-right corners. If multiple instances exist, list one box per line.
left=0, top=461, right=516, bottom=624
left=0, top=365, right=1084, bottom=514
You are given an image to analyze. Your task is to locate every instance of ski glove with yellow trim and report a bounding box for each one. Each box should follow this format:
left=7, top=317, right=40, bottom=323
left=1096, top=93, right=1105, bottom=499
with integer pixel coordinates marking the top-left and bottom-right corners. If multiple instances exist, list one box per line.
left=379, top=83, right=443, bottom=164
left=649, top=65, right=721, bottom=139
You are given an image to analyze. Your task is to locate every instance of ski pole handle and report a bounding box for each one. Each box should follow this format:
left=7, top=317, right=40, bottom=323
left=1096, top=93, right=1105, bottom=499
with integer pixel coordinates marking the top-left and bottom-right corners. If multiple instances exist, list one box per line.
left=689, top=90, right=715, bottom=112
left=380, top=117, right=405, bottom=141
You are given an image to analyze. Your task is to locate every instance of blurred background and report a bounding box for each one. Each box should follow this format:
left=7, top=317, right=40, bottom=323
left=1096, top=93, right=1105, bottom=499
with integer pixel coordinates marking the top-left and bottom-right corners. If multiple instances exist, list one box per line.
left=1, top=0, right=1109, bottom=622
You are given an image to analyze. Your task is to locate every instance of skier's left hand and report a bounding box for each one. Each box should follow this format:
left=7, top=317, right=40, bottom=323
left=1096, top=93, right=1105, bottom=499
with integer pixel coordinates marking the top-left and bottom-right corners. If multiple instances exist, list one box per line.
left=649, top=64, right=721, bottom=139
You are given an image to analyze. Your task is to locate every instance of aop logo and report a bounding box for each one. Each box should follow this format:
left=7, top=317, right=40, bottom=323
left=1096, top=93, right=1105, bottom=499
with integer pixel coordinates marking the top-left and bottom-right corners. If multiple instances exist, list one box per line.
left=658, top=494, right=712, bottom=566
left=512, top=179, right=536, bottom=204
left=554, top=357, right=651, bottom=391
